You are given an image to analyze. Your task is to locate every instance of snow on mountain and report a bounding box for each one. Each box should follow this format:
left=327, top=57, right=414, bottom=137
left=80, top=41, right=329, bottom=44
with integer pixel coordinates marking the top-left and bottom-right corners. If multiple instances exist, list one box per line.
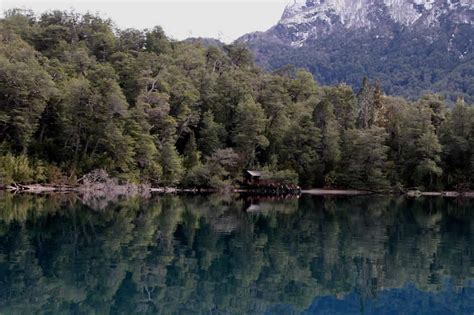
left=277, top=0, right=474, bottom=47
left=236, top=0, right=474, bottom=103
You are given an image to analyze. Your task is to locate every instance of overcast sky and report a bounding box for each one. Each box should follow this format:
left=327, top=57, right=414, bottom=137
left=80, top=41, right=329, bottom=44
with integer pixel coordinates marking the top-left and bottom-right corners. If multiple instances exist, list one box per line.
left=1, top=0, right=290, bottom=42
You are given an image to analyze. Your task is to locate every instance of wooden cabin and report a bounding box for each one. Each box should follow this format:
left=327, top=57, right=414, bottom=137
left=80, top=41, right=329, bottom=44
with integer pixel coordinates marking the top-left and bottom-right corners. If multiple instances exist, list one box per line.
left=243, top=170, right=262, bottom=184
left=241, top=169, right=301, bottom=196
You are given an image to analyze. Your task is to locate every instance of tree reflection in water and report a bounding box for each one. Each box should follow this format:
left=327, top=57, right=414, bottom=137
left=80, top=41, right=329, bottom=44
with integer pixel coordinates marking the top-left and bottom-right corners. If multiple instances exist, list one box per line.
left=0, top=193, right=473, bottom=314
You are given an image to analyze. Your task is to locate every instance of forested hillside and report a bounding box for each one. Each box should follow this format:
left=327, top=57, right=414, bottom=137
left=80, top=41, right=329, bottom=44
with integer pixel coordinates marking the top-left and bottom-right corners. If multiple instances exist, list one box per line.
left=239, top=0, right=474, bottom=103
left=242, top=29, right=474, bottom=103
left=0, top=10, right=472, bottom=190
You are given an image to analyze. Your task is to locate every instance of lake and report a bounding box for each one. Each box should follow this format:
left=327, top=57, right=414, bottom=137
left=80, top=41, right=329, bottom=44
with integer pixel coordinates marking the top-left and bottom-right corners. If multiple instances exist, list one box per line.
left=0, top=193, right=473, bottom=314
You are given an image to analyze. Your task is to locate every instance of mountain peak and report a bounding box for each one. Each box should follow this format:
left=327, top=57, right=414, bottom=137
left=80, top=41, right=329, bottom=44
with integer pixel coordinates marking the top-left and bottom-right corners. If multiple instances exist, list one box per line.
left=279, top=0, right=473, bottom=47
left=238, top=0, right=474, bottom=103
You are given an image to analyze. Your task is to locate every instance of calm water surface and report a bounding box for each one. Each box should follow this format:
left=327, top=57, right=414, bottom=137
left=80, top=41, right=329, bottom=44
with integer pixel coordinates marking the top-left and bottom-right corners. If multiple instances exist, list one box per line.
left=0, top=193, right=473, bottom=314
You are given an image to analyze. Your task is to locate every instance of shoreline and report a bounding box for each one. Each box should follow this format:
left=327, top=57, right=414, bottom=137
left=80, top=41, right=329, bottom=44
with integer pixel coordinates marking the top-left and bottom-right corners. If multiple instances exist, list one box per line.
left=302, top=189, right=371, bottom=195
left=1, top=184, right=473, bottom=198
left=303, top=189, right=474, bottom=198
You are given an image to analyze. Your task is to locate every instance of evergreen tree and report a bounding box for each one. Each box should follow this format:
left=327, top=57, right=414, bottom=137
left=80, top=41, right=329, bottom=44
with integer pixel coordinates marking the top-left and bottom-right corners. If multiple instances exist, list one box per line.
left=440, top=98, right=474, bottom=189
left=322, top=84, right=357, bottom=130
left=126, top=102, right=161, bottom=182
left=183, top=132, right=200, bottom=170
left=0, top=10, right=470, bottom=189
left=145, top=26, right=171, bottom=55
left=397, top=104, right=443, bottom=189
left=418, top=94, right=446, bottom=134
left=223, top=43, right=254, bottom=68
left=356, top=77, right=374, bottom=129
left=160, top=141, right=184, bottom=186
left=372, top=81, right=387, bottom=128
left=339, top=127, right=389, bottom=190
left=232, top=95, right=269, bottom=165
left=314, top=99, right=340, bottom=186
left=198, top=111, right=224, bottom=157
left=280, top=114, right=321, bottom=187
left=289, top=69, right=318, bottom=103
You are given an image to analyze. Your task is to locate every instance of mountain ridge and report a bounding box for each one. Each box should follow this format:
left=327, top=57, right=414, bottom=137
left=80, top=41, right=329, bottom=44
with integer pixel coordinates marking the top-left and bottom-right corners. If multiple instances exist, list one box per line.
left=237, top=0, right=474, bottom=102
left=244, top=0, right=474, bottom=47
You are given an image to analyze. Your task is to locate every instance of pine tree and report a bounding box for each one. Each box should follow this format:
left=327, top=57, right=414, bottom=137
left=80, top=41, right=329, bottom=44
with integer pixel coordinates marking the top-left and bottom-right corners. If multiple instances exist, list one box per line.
left=197, top=111, right=224, bottom=157
left=314, top=99, right=340, bottom=186
left=372, top=81, right=387, bottom=128
left=126, top=103, right=161, bottom=182
left=183, top=132, right=200, bottom=170
left=160, top=141, right=184, bottom=186
left=439, top=97, right=474, bottom=189
left=356, top=77, right=374, bottom=129
left=418, top=94, right=446, bottom=134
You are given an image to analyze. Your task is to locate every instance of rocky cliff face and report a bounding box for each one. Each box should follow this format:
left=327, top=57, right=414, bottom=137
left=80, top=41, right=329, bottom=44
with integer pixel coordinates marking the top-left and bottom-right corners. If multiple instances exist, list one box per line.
left=238, top=0, right=474, bottom=102
left=255, top=0, right=474, bottom=47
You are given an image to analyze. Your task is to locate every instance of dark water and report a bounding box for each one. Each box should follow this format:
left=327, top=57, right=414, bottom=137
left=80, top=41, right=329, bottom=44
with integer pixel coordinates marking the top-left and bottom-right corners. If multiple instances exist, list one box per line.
left=0, top=193, right=473, bottom=314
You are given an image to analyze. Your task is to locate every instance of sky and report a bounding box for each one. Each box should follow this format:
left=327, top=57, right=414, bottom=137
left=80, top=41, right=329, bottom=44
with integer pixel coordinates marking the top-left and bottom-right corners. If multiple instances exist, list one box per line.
left=0, top=0, right=290, bottom=42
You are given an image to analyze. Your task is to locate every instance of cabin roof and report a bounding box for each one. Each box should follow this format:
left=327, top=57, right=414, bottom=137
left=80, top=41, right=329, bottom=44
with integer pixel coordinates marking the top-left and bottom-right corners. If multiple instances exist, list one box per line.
left=245, top=170, right=262, bottom=177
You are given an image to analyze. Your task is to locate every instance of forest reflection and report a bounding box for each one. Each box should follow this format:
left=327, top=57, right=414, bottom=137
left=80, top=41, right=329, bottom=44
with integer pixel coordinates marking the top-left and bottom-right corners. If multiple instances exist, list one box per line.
left=0, top=193, right=473, bottom=314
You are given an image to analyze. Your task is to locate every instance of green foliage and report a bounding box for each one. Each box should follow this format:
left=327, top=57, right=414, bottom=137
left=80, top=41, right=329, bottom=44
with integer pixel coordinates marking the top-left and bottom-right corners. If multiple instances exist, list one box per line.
left=160, top=141, right=184, bottom=186
left=224, top=43, right=254, bottom=68
left=321, top=84, right=356, bottom=130
left=246, top=26, right=474, bottom=104
left=205, top=148, right=241, bottom=188
left=197, top=111, right=225, bottom=157
left=183, top=148, right=240, bottom=189
left=356, top=77, right=374, bottom=129
left=280, top=114, right=321, bottom=187
left=289, top=69, right=318, bottom=102
left=394, top=102, right=444, bottom=189
left=182, top=164, right=211, bottom=188
left=0, top=10, right=471, bottom=190
left=183, top=132, right=200, bottom=170
left=0, top=26, right=56, bottom=153
left=264, top=169, right=299, bottom=185
left=439, top=98, right=474, bottom=189
left=314, top=98, right=341, bottom=182
left=0, top=154, right=43, bottom=185
left=145, top=26, right=171, bottom=55
left=339, top=127, right=390, bottom=190
left=232, top=95, right=269, bottom=164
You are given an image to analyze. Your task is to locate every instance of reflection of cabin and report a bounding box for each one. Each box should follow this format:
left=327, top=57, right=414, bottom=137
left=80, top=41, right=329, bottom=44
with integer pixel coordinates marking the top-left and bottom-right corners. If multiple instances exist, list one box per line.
left=246, top=203, right=262, bottom=212
left=243, top=170, right=262, bottom=184
left=242, top=195, right=300, bottom=212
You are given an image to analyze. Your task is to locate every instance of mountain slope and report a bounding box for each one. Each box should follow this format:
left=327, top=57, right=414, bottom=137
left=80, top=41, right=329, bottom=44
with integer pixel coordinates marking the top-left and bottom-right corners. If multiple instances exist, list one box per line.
left=238, top=0, right=474, bottom=102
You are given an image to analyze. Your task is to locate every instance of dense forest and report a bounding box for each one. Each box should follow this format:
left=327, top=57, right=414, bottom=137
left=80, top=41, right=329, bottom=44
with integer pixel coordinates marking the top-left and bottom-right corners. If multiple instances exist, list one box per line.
left=243, top=26, right=474, bottom=104
left=0, top=10, right=472, bottom=190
